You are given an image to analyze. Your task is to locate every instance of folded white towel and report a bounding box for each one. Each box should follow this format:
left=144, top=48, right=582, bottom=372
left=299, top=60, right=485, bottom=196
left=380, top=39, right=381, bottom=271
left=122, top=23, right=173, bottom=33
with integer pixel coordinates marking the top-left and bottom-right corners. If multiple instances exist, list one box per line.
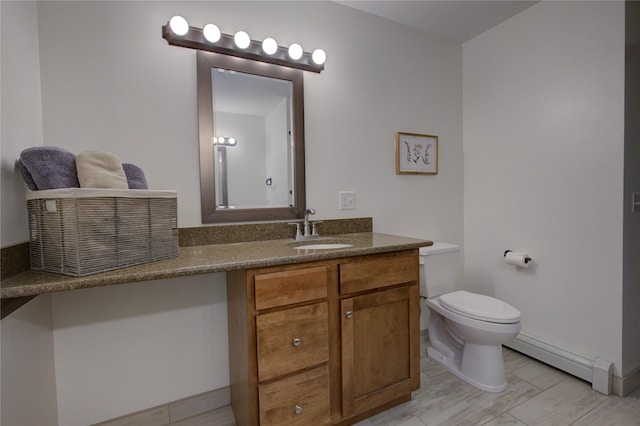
left=76, top=151, right=129, bottom=189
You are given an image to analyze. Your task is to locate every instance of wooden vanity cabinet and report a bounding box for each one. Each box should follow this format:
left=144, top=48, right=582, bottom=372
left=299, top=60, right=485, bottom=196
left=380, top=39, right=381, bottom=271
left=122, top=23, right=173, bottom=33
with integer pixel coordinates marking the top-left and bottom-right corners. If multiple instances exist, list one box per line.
left=226, top=249, right=420, bottom=426
left=339, top=252, right=421, bottom=418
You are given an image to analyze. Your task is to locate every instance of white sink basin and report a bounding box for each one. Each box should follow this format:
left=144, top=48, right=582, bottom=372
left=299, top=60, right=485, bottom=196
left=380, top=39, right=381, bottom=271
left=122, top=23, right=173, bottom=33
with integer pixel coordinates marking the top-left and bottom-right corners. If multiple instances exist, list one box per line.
left=294, top=243, right=353, bottom=250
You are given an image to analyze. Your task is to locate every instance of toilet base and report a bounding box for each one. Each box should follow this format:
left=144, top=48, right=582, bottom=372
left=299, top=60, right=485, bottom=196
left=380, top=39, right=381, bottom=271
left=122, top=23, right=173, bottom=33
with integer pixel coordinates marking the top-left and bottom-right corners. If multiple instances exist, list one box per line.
left=427, top=343, right=508, bottom=392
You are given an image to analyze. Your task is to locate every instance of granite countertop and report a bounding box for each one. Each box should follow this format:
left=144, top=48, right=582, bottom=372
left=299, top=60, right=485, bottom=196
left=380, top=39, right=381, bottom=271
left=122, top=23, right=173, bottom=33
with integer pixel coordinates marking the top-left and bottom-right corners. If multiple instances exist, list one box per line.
left=1, top=232, right=432, bottom=299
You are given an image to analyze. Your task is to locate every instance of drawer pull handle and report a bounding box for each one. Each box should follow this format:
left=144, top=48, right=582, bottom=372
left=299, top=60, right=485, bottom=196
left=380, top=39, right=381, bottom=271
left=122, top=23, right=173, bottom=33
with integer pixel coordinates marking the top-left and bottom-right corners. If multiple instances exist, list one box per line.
left=294, top=405, right=303, bottom=415
left=345, top=310, right=353, bottom=319
left=293, top=338, right=302, bottom=347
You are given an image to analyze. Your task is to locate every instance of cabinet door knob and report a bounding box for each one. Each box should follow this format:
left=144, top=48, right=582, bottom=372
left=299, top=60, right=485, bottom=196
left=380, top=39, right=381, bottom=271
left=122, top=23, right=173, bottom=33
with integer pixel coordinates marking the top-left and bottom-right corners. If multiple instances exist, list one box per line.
left=345, top=310, right=353, bottom=319
left=293, top=338, right=302, bottom=346
left=294, top=405, right=303, bottom=415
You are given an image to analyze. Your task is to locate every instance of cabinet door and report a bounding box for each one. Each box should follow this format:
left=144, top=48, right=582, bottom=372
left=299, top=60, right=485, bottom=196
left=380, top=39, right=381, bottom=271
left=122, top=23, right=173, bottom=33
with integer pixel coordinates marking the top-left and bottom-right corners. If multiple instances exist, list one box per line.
left=341, top=285, right=420, bottom=417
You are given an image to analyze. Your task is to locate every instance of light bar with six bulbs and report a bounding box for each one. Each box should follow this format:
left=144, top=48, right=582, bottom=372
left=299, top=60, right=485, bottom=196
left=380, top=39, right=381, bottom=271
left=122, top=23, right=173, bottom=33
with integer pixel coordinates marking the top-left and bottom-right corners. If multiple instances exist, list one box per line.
left=162, top=16, right=326, bottom=73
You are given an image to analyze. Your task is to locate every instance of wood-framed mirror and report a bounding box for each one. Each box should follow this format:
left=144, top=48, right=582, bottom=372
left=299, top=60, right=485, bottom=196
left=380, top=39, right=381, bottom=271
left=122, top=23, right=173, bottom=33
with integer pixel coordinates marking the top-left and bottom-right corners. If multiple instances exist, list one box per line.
left=197, top=51, right=306, bottom=223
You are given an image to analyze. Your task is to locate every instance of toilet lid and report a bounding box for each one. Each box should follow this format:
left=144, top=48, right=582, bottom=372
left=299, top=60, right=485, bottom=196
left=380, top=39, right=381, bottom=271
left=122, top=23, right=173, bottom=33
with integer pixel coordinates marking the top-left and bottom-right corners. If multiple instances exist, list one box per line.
left=439, top=291, right=521, bottom=323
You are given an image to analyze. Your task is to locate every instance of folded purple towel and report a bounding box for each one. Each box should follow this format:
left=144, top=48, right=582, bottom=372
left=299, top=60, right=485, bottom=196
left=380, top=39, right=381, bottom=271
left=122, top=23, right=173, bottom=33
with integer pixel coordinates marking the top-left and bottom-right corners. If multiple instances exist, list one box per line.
left=122, top=163, right=148, bottom=189
left=20, top=146, right=80, bottom=190
left=17, top=159, right=38, bottom=191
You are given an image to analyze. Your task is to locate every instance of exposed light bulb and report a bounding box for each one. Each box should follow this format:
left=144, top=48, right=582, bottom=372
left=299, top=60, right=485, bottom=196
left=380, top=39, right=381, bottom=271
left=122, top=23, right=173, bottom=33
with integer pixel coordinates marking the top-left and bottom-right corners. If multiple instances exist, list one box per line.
left=169, top=16, right=189, bottom=36
left=262, top=37, right=278, bottom=55
left=312, top=49, right=326, bottom=65
left=234, top=31, right=251, bottom=49
left=214, top=136, right=237, bottom=146
left=203, top=24, right=221, bottom=43
left=288, top=43, right=303, bottom=60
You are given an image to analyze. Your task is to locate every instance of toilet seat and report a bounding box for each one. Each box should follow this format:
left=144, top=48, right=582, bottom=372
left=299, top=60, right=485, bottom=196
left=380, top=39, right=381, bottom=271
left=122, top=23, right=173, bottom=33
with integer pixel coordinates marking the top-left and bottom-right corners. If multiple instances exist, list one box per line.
left=439, top=291, right=521, bottom=324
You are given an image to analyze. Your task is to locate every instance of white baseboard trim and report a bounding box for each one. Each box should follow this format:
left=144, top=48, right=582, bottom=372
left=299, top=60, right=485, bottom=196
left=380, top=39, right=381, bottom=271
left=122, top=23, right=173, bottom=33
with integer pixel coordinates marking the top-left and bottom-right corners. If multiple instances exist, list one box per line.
left=505, top=331, right=614, bottom=395
left=614, top=363, right=640, bottom=396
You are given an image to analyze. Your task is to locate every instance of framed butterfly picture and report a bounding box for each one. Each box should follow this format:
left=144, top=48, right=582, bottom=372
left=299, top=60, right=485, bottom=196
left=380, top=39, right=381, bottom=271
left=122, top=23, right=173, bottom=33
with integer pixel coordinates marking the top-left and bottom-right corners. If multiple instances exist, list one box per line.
left=395, top=132, right=438, bottom=175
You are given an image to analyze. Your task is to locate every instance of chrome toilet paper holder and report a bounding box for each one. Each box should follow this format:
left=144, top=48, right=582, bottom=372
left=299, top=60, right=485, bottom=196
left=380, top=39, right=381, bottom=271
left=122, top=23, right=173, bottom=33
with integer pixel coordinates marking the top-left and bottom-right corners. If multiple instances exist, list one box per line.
left=503, top=250, right=532, bottom=264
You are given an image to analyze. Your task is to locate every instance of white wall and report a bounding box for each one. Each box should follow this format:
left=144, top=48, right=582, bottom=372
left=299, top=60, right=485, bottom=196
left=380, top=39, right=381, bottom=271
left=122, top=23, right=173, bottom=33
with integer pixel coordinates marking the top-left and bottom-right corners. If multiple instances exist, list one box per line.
left=0, top=0, right=44, bottom=245
left=32, top=0, right=463, bottom=242
left=464, top=0, right=625, bottom=377
left=1, top=1, right=463, bottom=424
left=0, top=2, right=58, bottom=425
left=52, top=275, right=229, bottom=426
left=1, top=295, right=58, bottom=426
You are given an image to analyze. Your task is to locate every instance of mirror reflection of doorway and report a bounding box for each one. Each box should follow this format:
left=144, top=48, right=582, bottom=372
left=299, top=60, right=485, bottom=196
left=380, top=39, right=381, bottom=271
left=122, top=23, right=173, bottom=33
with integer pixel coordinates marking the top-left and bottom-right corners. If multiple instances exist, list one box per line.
left=212, top=68, right=293, bottom=209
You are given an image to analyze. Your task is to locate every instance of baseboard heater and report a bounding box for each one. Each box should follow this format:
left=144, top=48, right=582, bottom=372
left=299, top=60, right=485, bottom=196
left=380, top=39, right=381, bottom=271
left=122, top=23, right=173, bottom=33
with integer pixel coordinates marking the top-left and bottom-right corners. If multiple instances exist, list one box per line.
left=505, top=331, right=613, bottom=395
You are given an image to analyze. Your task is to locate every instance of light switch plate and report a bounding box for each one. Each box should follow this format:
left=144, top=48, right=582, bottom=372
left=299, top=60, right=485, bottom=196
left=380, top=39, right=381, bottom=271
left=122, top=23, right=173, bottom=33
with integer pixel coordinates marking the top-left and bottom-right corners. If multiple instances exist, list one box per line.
left=339, top=191, right=356, bottom=210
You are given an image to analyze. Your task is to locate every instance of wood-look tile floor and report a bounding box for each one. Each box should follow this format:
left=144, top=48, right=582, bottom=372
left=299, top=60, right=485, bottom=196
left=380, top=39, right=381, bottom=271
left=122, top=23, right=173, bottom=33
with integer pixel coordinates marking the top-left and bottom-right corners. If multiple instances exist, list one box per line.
left=175, top=336, right=640, bottom=426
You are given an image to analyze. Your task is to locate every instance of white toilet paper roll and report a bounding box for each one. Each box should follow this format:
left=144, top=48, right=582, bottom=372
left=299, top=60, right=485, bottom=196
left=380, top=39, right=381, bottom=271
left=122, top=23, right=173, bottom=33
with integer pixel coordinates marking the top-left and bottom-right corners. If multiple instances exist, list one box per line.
left=505, top=251, right=531, bottom=268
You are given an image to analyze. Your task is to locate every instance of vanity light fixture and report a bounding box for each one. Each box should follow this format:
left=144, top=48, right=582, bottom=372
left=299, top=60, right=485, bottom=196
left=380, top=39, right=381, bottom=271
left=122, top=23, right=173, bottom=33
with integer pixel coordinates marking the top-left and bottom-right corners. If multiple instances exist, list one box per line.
left=233, top=31, right=251, bottom=49
left=169, top=15, right=189, bottom=36
left=288, top=43, right=303, bottom=60
left=312, top=48, right=327, bottom=65
left=214, top=136, right=237, bottom=146
left=162, top=16, right=325, bottom=73
left=203, top=24, right=221, bottom=43
left=262, top=37, right=278, bottom=55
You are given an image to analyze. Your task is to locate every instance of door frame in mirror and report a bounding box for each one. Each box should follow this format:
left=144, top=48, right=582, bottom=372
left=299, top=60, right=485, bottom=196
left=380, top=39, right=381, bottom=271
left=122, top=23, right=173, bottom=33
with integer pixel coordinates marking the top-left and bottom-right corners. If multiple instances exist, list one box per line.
left=197, top=51, right=306, bottom=223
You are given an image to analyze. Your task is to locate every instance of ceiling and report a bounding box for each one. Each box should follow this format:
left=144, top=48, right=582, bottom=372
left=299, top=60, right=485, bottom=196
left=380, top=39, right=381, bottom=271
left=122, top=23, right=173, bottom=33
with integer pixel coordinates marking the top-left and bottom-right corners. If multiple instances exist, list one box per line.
left=336, top=1, right=538, bottom=43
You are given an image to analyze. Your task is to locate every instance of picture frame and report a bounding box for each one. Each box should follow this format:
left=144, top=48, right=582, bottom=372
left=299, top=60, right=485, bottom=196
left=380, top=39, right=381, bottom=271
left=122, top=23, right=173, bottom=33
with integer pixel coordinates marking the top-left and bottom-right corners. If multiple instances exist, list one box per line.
left=395, top=132, right=438, bottom=175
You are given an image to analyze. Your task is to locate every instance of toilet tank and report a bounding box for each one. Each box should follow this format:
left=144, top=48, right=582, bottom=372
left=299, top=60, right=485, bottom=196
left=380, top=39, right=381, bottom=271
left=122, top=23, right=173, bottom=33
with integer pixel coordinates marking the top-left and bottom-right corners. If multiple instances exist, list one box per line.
left=419, top=242, right=460, bottom=298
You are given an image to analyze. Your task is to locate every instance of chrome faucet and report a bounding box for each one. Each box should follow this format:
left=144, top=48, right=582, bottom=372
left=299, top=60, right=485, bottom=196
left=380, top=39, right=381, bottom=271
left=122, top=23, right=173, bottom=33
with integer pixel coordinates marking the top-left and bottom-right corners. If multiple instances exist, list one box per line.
left=303, top=208, right=316, bottom=237
left=288, top=208, right=321, bottom=239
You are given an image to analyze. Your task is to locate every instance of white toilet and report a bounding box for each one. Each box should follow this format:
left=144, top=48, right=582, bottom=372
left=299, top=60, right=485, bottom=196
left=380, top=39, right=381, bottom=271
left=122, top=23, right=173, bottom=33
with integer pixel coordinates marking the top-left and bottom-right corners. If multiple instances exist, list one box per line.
left=420, top=243, right=521, bottom=392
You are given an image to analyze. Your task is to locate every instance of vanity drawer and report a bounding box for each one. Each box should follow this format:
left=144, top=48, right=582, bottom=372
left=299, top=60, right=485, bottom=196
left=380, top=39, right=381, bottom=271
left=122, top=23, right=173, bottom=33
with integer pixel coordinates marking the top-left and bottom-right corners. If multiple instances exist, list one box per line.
left=340, top=251, right=418, bottom=295
left=256, top=302, right=329, bottom=382
left=259, top=364, right=330, bottom=426
left=254, top=266, right=328, bottom=310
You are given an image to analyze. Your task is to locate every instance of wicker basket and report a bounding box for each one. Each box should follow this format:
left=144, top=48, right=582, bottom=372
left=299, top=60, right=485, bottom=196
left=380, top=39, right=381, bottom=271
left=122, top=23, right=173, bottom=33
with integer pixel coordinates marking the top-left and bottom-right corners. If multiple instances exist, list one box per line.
left=27, top=188, right=178, bottom=276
